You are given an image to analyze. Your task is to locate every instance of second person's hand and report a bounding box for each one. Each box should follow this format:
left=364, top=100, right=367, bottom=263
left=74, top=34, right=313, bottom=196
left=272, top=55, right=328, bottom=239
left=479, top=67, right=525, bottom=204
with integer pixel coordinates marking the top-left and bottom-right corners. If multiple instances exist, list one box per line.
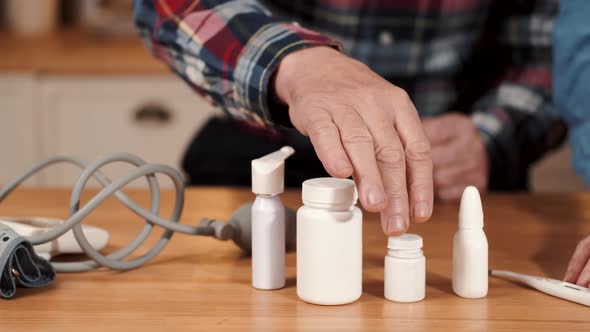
left=273, top=47, right=433, bottom=235
left=422, top=113, right=489, bottom=201
left=565, top=235, right=590, bottom=287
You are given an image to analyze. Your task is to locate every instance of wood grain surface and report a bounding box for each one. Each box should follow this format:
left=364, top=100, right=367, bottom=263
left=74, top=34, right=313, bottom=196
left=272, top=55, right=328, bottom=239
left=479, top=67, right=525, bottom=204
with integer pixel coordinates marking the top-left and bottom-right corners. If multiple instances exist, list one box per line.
left=1, top=188, right=589, bottom=331
left=0, top=29, right=167, bottom=74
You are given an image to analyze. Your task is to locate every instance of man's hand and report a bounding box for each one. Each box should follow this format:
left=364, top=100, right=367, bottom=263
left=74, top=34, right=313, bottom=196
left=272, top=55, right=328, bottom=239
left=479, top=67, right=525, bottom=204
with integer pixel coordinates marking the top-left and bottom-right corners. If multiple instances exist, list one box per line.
left=565, top=236, right=590, bottom=287
left=422, top=113, right=488, bottom=202
left=274, top=47, right=433, bottom=235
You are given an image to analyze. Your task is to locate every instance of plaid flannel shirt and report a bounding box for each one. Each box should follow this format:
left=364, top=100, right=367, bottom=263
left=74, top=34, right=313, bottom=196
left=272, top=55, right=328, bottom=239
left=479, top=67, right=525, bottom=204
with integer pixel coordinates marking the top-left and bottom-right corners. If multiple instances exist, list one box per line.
left=134, top=0, right=566, bottom=189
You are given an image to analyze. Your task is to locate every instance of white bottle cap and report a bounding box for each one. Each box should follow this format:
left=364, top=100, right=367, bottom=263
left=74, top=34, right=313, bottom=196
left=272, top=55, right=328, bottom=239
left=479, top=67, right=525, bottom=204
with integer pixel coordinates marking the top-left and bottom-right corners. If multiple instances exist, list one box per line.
left=302, top=177, right=358, bottom=209
left=387, top=234, right=423, bottom=250
left=459, top=186, right=484, bottom=229
left=251, top=146, right=295, bottom=196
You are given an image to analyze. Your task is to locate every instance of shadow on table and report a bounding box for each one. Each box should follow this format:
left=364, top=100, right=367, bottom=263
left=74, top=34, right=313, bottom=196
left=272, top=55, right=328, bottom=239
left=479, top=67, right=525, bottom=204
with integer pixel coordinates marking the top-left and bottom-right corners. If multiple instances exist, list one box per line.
left=364, top=279, right=383, bottom=298
left=426, top=271, right=454, bottom=296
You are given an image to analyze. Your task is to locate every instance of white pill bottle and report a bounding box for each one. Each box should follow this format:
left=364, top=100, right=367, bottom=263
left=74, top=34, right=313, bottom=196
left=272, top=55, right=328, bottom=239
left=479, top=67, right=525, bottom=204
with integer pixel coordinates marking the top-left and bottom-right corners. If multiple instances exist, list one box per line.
left=384, top=234, right=426, bottom=303
left=296, top=178, right=362, bottom=305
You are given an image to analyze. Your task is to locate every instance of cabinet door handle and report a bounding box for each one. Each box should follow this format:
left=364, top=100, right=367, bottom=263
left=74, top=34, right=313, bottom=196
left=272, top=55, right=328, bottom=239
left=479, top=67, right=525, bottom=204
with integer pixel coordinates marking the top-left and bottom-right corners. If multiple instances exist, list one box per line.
left=134, top=103, right=173, bottom=125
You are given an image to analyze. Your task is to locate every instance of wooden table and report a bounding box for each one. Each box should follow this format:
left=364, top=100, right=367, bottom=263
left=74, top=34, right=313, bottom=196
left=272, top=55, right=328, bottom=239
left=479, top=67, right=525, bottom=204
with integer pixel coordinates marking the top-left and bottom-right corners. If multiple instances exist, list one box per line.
left=1, top=188, right=589, bottom=331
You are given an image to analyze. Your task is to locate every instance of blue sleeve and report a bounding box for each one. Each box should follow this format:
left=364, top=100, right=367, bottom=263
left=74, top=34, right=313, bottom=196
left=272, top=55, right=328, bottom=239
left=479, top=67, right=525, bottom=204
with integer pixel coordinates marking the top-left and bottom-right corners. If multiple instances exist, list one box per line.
left=554, top=0, right=590, bottom=185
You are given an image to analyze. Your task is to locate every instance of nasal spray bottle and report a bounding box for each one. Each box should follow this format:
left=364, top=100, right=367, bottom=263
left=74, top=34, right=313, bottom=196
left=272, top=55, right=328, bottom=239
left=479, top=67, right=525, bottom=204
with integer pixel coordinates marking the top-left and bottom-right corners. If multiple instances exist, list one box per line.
left=453, top=186, right=488, bottom=298
left=251, top=146, right=295, bottom=290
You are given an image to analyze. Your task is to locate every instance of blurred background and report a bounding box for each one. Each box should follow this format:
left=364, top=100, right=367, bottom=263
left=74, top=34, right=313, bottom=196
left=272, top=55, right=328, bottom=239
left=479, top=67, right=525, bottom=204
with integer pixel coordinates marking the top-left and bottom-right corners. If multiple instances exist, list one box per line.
left=0, top=0, right=584, bottom=191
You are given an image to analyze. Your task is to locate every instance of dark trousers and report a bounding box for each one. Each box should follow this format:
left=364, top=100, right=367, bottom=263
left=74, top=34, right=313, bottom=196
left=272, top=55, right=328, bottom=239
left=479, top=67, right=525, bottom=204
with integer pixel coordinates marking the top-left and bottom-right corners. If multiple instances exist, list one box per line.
left=182, top=116, right=528, bottom=190
left=182, top=117, right=329, bottom=188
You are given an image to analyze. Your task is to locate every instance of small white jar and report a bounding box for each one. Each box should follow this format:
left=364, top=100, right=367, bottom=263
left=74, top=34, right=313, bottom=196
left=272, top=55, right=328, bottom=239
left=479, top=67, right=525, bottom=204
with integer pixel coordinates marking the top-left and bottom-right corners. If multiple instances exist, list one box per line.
left=297, top=177, right=362, bottom=305
left=384, top=234, right=425, bottom=303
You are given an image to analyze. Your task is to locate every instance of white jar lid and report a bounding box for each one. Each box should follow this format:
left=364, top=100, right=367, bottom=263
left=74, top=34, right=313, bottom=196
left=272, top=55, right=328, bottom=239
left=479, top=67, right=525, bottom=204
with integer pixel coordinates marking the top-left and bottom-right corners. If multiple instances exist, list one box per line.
left=302, top=177, right=358, bottom=209
left=387, top=234, right=423, bottom=250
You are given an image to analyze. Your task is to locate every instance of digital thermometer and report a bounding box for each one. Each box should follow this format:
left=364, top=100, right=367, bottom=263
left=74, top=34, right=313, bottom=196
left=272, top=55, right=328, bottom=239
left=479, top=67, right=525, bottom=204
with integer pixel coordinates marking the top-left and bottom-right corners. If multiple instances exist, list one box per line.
left=490, top=269, right=590, bottom=307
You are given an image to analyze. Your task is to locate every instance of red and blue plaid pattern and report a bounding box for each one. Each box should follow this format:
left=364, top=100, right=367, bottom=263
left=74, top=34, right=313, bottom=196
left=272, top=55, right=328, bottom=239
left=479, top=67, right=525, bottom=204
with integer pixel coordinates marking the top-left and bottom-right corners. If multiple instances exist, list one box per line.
left=134, top=0, right=566, bottom=189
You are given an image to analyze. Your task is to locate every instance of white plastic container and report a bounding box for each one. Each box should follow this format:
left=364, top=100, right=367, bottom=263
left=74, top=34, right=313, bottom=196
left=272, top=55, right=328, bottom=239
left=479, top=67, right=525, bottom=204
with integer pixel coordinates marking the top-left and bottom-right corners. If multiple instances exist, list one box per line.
left=251, top=146, right=294, bottom=290
left=384, top=234, right=425, bottom=303
left=251, top=195, right=286, bottom=289
left=452, top=186, right=488, bottom=298
left=296, top=178, right=362, bottom=305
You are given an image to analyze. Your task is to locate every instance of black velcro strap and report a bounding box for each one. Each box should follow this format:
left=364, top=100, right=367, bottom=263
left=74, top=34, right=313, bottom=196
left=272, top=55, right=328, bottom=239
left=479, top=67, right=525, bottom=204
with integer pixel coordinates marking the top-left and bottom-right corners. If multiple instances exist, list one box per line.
left=0, top=227, right=55, bottom=299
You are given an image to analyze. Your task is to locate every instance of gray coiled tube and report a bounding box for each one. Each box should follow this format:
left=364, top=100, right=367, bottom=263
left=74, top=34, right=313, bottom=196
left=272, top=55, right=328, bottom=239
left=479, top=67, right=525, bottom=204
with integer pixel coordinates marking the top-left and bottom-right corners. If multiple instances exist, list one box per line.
left=0, top=153, right=213, bottom=272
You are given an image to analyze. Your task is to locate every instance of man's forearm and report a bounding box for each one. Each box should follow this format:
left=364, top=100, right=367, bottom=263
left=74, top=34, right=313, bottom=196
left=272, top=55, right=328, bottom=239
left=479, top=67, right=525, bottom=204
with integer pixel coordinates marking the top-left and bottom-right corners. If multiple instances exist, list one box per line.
left=133, top=0, right=339, bottom=127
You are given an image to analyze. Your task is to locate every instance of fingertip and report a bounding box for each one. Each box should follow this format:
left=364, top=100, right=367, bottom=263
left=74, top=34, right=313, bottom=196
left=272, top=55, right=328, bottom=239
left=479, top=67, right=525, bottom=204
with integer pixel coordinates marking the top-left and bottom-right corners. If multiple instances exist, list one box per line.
left=382, top=214, right=407, bottom=236
left=564, top=265, right=584, bottom=285
left=576, top=266, right=590, bottom=287
left=364, top=201, right=387, bottom=213
left=361, top=187, right=387, bottom=212
left=576, top=273, right=590, bottom=287
left=386, top=229, right=407, bottom=237
left=329, top=159, right=353, bottom=178
left=380, top=216, right=389, bottom=235
left=412, top=216, right=431, bottom=223
left=412, top=201, right=432, bottom=223
left=381, top=221, right=388, bottom=235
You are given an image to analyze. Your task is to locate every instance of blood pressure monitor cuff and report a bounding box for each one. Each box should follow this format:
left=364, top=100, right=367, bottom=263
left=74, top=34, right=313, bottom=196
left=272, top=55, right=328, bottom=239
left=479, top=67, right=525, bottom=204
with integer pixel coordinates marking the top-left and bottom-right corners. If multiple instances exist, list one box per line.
left=0, top=227, right=55, bottom=299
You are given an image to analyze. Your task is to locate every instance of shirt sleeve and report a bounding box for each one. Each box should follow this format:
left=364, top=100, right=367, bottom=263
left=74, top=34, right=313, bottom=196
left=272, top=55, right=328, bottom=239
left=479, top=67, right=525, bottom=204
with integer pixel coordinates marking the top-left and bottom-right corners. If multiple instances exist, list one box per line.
left=133, top=0, right=340, bottom=127
left=554, top=0, right=590, bottom=185
left=469, top=0, right=567, bottom=190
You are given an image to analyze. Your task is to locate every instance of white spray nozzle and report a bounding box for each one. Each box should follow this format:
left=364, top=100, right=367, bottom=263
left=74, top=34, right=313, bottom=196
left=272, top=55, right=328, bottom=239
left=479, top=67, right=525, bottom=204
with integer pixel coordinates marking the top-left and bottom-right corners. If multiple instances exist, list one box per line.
left=459, top=186, right=484, bottom=229
left=251, top=146, right=295, bottom=196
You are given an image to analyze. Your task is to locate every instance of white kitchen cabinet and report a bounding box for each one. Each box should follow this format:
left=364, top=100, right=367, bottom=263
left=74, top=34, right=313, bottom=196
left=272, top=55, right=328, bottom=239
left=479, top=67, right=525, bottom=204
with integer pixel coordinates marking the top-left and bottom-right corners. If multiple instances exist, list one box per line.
left=36, top=76, right=219, bottom=187
left=0, top=74, right=40, bottom=186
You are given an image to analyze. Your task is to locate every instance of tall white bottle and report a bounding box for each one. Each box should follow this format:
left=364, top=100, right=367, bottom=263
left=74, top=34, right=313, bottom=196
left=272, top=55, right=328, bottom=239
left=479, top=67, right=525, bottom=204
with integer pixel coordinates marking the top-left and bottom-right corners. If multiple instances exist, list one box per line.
left=452, top=186, right=488, bottom=298
left=297, top=178, right=362, bottom=305
left=251, top=146, right=294, bottom=290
